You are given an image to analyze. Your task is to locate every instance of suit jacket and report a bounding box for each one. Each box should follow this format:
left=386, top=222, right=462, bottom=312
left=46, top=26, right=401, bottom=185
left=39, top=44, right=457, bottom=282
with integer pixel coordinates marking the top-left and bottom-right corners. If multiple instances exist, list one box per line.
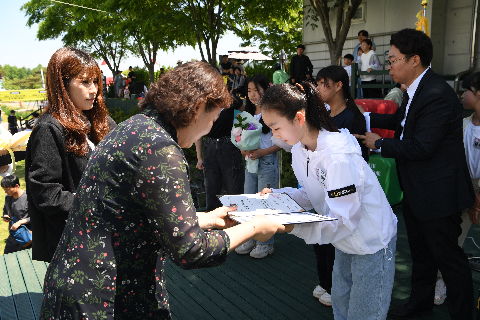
left=290, top=54, right=313, bottom=82
left=25, top=114, right=92, bottom=262
left=370, top=69, right=474, bottom=220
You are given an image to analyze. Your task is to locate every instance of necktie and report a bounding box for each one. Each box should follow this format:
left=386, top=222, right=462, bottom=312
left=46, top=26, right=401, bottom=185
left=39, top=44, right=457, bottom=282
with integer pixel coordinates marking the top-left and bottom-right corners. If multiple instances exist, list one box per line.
left=395, top=91, right=410, bottom=139
left=401, top=91, right=409, bottom=109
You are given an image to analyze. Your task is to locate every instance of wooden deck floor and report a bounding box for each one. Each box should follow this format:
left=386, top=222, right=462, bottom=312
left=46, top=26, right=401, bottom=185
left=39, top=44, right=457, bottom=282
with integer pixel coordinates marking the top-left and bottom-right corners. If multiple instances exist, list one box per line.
left=166, top=206, right=480, bottom=320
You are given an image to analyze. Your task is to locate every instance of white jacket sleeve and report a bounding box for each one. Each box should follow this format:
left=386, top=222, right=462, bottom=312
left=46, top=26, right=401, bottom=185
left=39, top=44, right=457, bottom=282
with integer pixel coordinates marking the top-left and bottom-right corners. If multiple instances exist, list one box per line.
left=289, top=160, right=362, bottom=245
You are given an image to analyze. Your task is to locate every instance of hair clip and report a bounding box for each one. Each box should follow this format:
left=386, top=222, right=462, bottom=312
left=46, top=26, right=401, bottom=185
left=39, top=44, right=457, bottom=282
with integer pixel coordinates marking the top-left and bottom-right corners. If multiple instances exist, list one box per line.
left=295, top=83, right=305, bottom=92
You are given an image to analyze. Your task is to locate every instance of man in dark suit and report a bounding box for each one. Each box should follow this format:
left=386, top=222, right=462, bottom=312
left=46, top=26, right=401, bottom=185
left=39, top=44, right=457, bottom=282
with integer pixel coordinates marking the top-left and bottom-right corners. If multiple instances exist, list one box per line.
left=290, top=44, right=313, bottom=84
left=355, top=29, right=474, bottom=319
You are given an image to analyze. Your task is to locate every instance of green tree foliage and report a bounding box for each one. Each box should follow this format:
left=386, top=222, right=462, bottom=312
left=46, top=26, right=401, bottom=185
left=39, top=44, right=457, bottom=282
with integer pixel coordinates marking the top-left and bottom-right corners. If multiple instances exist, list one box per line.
left=176, top=0, right=304, bottom=68
left=0, top=64, right=45, bottom=90
left=233, top=0, right=303, bottom=60
left=179, top=0, right=232, bottom=67
left=21, top=0, right=303, bottom=80
left=110, top=0, right=197, bottom=83
left=21, top=0, right=133, bottom=79
left=305, top=0, right=363, bottom=65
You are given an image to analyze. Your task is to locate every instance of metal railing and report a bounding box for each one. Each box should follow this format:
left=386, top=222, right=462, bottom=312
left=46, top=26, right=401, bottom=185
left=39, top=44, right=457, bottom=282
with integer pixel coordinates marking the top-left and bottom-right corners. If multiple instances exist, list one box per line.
left=350, top=62, right=395, bottom=99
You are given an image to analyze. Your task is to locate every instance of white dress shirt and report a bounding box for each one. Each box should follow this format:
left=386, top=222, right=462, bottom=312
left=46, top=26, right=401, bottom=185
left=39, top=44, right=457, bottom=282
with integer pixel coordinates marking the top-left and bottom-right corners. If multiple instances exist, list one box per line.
left=363, top=67, right=430, bottom=140
left=400, top=67, right=430, bottom=140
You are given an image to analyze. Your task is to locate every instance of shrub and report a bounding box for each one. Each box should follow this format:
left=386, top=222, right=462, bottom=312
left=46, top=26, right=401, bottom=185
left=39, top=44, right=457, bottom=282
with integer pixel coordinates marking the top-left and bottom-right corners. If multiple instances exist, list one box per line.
left=108, top=106, right=140, bottom=124
left=244, top=62, right=276, bottom=83
left=107, top=83, right=115, bottom=98
left=280, top=151, right=297, bottom=188
left=132, top=67, right=150, bottom=86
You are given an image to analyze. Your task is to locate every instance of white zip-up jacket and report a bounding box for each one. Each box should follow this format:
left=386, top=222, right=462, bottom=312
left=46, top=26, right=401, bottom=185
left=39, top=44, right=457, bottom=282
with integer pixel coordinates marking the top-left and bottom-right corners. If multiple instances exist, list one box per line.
left=274, top=129, right=397, bottom=255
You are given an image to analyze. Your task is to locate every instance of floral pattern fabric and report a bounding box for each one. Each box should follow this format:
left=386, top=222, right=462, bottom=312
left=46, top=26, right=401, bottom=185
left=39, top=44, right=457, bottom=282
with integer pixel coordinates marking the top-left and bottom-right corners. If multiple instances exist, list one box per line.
left=40, top=106, right=230, bottom=320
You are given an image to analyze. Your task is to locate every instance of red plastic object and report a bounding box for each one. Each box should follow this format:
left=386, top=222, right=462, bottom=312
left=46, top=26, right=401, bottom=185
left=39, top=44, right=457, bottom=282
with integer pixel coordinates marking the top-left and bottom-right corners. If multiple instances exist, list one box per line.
left=355, top=99, right=398, bottom=138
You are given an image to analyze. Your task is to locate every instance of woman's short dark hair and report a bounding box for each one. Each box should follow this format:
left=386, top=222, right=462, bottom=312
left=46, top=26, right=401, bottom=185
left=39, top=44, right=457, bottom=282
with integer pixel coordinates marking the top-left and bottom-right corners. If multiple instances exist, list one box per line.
left=462, top=72, right=480, bottom=92
left=1, top=175, right=20, bottom=188
left=139, top=61, right=231, bottom=128
left=390, top=28, right=433, bottom=68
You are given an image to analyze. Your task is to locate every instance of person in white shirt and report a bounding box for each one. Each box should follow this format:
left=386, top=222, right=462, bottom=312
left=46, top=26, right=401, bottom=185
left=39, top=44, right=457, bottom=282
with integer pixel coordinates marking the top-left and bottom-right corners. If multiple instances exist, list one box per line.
left=358, top=39, right=381, bottom=98
left=259, top=82, right=398, bottom=320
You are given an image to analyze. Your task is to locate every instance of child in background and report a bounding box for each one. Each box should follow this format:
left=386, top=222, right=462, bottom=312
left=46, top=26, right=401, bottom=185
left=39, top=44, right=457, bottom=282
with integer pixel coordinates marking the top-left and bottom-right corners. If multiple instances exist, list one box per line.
left=358, top=39, right=381, bottom=98
left=343, top=54, right=354, bottom=88
left=316, top=66, right=369, bottom=161
left=2, top=174, right=30, bottom=254
left=355, top=48, right=364, bottom=98
left=260, top=82, right=397, bottom=319
left=235, top=74, right=281, bottom=259
left=226, top=67, right=235, bottom=92
left=357, top=47, right=363, bottom=58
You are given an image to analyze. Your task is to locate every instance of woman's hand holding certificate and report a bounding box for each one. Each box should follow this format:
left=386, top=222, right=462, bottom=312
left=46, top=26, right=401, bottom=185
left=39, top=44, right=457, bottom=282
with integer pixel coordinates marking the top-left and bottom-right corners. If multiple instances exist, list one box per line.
left=219, top=193, right=337, bottom=225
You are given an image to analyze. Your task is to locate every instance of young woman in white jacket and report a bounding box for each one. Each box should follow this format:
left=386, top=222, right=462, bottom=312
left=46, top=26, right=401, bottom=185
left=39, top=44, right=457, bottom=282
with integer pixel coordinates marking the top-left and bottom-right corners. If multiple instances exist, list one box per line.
left=260, top=82, right=398, bottom=320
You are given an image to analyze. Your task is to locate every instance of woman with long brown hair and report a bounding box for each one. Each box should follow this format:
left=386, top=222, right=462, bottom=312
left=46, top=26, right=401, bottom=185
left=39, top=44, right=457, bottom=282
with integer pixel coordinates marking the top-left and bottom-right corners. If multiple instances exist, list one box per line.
left=25, top=47, right=113, bottom=262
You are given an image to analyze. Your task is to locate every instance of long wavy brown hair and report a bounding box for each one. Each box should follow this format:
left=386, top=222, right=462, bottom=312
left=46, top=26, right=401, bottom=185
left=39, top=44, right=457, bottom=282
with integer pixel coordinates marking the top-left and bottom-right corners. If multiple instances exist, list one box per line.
left=139, top=61, right=232, bottom=127
left=45, top=47, right=109, bottom=157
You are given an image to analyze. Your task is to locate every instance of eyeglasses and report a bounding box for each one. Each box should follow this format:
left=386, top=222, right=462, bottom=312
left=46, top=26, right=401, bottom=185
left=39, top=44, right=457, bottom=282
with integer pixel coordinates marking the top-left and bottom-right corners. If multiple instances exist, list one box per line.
left=385, top=55, right=413, bottom=67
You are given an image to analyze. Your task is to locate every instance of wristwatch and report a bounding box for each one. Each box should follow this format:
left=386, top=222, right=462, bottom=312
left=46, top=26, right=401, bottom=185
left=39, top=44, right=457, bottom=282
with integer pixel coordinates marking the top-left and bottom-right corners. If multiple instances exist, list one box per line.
left=374, top=138, right=383, bottom=149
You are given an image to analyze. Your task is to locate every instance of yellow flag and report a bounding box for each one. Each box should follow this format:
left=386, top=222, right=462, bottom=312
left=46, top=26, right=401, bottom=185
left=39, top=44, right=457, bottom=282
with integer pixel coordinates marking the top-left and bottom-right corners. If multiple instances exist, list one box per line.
left=416, top=10, right=430, bottom=36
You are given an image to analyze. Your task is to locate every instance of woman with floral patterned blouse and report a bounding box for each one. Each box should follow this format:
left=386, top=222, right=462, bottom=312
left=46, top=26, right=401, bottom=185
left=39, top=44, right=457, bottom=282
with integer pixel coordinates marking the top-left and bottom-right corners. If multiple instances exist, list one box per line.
left=39, top=61, right=282, bottom=319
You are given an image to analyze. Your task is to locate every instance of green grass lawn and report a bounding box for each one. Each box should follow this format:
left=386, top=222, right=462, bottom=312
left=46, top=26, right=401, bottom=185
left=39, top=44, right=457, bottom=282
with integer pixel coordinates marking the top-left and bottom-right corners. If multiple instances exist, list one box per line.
left=0, top=160, right=26, bottom=254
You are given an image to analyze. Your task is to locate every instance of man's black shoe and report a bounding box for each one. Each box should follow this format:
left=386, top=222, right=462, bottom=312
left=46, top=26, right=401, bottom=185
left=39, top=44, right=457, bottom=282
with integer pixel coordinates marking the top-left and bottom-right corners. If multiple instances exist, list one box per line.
left=387, top=303, right=433, bottom=319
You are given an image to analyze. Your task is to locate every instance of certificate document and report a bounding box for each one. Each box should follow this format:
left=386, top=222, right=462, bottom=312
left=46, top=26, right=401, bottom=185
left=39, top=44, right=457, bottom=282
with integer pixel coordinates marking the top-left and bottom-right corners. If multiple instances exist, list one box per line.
left=219, top=193, right=337, bottom=224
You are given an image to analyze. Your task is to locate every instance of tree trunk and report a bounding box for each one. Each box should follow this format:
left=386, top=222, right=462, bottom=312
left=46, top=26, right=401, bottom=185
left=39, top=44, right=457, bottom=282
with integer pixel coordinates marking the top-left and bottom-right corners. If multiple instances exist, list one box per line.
left=211, top=40, right=218, bottom=67
left=309, top=0, right=363, bottom=66
left=134, top=33, right=158, bottom=84
left=188, top=0, right=224, bottom=66
left=148, top=64, right=155, bottom=84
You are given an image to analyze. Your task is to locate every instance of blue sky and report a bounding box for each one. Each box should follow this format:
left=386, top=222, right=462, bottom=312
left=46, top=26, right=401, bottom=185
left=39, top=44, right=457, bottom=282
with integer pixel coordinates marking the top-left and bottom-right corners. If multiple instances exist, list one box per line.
left=0, top=1, right=246, bottom=71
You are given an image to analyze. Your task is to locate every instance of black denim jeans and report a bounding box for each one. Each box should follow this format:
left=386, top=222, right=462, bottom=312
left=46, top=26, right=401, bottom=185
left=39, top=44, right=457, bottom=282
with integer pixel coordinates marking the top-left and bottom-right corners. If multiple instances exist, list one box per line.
left=203, top=137, right=245, bottom=211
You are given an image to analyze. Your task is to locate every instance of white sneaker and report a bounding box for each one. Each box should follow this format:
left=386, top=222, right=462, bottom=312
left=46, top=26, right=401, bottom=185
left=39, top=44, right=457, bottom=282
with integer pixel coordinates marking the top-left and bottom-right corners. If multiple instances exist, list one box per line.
left=319, top=292, right=332, bottom=306
left=250, top=244, right=274, bottom=258
left=313, top=285, right=327, bottom=298
left=235, top=239, right=256, bottom=254
left=434, top=278, right=446, bottom=305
